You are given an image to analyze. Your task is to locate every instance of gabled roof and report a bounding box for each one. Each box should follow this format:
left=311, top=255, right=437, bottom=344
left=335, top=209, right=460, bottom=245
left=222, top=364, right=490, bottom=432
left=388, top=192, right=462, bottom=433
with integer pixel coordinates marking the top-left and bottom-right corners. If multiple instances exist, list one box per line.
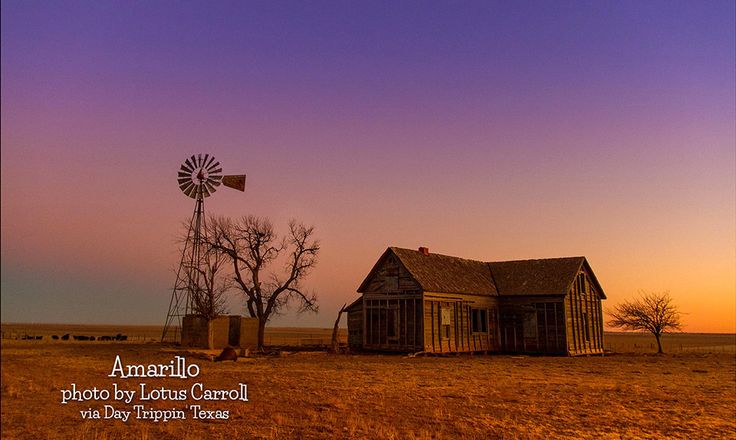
left=357, top=247, right=607, bottom=299
left=390, top=247, right=498, bottom=295
left=579, top=259, right=607, bottom=299
left=488, top=257, right=585, bottom=296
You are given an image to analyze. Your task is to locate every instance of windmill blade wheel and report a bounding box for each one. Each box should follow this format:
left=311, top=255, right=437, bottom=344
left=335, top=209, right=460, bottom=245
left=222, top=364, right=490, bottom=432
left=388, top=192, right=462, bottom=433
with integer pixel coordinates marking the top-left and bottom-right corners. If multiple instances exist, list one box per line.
left=178, top=154, right=224, bottom=198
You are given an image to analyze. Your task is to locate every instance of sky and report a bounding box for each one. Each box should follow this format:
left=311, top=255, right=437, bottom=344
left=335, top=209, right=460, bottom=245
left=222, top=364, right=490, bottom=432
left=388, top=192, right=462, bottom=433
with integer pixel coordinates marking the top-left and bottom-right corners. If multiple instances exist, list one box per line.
left=1, top=1, right=734, bottom=332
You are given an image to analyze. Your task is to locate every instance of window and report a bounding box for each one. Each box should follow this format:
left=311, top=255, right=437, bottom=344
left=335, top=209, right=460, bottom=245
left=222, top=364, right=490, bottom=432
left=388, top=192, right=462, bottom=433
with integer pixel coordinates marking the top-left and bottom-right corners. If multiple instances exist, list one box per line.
left=384, top=256, right=399, bottom=291
left=471, top=308, right=488, bottom=333
left=443, top=324, right=451, bottom=339
left=583, top=312, right=590, bottom=342
left=523, top=311, right=538, bottom=338
left=578, top=273, right=587, bottom=294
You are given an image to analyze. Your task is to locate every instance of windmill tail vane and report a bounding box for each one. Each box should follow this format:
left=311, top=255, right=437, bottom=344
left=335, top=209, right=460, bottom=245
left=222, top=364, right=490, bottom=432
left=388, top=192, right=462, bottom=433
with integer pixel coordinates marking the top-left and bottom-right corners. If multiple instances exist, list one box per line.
left=162, top=153, right=246, bottom=343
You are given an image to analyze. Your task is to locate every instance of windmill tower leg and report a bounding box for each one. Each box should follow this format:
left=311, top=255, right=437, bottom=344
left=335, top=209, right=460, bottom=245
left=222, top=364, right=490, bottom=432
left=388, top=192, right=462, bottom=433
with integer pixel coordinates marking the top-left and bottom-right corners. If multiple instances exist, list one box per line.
left=161, top=193, right=205, bottom=343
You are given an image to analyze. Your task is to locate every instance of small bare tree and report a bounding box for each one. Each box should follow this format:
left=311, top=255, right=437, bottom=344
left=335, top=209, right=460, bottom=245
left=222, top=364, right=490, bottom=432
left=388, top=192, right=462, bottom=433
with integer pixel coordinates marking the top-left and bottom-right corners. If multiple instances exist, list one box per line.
left=184, top=248, right=232, bottom=320
left=205, top=215, right=319, bottom=350
left=608, top=291, right=683, bottom=354
left=330, top=303, right=347, bottom=354
left=179, top=220, right=232, bottom=320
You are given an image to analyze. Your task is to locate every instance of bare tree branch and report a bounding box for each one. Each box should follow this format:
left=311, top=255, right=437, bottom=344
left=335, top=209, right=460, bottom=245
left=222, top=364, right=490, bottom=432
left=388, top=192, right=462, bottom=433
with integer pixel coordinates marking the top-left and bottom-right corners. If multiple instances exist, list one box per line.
left=203, top=214, right=320, bottom=350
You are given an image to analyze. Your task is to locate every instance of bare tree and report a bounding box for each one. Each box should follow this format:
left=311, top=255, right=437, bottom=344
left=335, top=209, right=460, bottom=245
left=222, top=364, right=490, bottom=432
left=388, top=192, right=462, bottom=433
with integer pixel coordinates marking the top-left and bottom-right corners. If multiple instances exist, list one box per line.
left=330, top=303, right=347, bottom=354
left=205, top=215, right=320, bottom=350
left=608, top=291, right=683, bottom=354
left=179, top=220, right=232, bottom=320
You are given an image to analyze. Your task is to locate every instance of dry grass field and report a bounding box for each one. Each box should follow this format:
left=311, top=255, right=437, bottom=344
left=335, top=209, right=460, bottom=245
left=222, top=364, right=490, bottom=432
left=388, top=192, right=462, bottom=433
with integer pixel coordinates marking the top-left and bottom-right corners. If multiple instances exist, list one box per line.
left=604, top=332, right=736, bottom=354
left=1, top=326, right=735, bottom=439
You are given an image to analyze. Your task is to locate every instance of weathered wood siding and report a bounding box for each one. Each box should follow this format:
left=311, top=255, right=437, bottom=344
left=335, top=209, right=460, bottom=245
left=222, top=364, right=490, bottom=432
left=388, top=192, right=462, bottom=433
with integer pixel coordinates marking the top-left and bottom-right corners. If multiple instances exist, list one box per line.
left=363, top=296, right=423, bottom=351
left=565, top=267, right=605, bottom=355
left=360, top=252, right=424, bottom=351
left=498, top=297, right=566, bottom=354
left=347, top=304, right=363, bottom=348
left=422, top=293, right=499, bottom=353
left=360, top=252, right=420, bottom=294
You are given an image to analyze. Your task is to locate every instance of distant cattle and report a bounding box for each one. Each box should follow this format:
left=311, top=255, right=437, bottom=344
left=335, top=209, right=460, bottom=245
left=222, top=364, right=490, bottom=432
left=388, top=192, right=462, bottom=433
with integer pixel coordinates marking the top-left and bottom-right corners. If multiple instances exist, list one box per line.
left=35, top=332, right=129, bottom=342
left=214, top=347, right=238, bottom=362
left=89, top=334, right=128, bottom=342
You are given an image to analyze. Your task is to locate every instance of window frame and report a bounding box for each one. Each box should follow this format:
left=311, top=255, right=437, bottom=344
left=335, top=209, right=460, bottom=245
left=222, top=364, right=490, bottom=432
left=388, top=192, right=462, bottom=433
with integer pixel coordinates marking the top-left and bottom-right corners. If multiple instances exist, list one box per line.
left=471, top=308, right=488, bottom=334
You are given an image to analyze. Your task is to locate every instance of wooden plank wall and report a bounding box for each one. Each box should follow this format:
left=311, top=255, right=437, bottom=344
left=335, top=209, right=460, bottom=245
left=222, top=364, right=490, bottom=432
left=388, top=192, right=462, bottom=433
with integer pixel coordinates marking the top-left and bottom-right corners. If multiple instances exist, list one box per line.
left=422, top=294, right=499, bottom=353
left=565, top=269, right=604, bottom=355
left=363, top=296, right=422, bottom=351
left=360, top=252, right=425, bottom=351
left=498, top=298, right=566, bottom=354
left=347, top=307, right=363, bottom=348
left=361, top=253, right=421, bottom=294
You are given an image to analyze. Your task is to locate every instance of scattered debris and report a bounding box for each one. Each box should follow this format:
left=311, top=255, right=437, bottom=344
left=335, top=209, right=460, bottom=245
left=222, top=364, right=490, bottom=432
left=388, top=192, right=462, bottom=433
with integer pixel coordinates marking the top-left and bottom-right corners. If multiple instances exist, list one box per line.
left=214, top=347, right=239, bottom=362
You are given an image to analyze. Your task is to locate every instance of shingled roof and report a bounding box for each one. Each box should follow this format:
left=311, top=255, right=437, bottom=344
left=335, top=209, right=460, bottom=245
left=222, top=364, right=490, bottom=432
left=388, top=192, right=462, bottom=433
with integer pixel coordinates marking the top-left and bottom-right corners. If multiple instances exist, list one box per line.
left=360, top=247, right=605, bottom=298
left=488, top=257, right=585, bottom=296
left=390, top=247, right=498, bottom=295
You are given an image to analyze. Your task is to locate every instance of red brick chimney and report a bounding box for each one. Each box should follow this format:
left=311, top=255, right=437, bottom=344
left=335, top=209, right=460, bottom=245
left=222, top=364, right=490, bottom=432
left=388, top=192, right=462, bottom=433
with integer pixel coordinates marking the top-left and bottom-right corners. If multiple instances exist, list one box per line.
left=418, top=246, right=429, bottom=256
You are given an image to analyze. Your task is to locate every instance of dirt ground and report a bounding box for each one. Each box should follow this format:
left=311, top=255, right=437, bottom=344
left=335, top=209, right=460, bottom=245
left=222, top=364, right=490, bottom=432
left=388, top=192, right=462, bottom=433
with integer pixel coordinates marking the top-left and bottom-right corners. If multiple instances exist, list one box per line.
left=1, top=338, right=734, bottom=439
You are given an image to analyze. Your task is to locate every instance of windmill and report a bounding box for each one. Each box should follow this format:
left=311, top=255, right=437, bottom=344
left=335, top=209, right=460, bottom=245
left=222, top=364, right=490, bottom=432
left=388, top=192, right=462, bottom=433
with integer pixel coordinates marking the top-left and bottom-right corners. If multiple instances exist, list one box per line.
left=161, top=154, right=246, bottom=343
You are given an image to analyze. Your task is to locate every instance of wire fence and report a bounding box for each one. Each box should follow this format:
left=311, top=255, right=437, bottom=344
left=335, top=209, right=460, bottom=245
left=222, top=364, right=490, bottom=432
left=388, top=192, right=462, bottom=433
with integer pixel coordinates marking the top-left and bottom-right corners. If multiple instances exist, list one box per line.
left=605, top=342, right=736, bottom=353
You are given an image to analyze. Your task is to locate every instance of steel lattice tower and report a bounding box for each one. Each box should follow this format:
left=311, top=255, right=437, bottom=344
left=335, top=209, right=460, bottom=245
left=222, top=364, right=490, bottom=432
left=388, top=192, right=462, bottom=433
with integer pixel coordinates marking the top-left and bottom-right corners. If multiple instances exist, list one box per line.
left=161, top=154, right=245, bottom=343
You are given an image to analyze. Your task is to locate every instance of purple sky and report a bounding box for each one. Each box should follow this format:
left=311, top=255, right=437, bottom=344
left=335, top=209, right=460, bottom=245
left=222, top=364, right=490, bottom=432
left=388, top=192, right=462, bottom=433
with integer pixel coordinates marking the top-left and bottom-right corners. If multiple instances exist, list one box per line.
left=2, top=1, right=734, bottom=331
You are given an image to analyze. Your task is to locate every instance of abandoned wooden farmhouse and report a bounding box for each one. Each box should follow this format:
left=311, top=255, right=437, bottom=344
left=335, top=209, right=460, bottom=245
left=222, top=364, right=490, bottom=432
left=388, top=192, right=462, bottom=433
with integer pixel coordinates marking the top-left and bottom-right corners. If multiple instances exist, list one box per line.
left=346, top=247, right=606, bottom=355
